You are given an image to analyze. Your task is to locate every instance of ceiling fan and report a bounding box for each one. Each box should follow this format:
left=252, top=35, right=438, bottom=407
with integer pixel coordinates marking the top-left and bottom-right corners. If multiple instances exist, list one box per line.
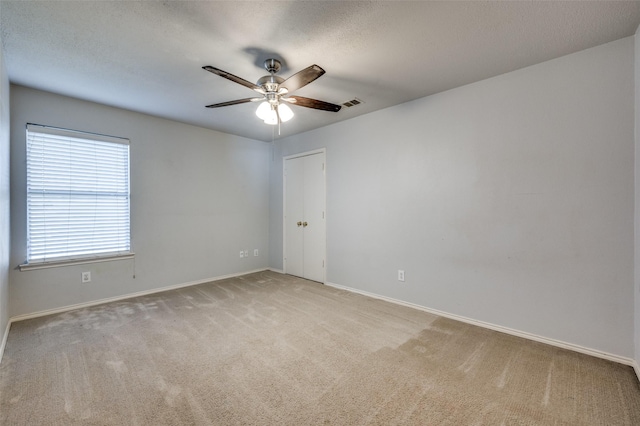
left=203, top=59, right=341, bottom=128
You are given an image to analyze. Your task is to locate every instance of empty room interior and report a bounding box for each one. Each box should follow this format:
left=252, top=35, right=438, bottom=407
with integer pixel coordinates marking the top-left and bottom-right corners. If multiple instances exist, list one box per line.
left=3, top=1, right=640, bottom=424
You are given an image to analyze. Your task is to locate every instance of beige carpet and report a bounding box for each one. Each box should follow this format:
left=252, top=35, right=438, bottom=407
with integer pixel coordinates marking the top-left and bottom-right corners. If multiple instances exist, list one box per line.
left=1, top=271, right=639, bottom=425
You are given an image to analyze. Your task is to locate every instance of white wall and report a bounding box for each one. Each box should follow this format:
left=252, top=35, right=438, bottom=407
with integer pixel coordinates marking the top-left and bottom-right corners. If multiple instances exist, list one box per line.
left=9, top=86, right=271, bottom=317
left=270, top=37, right=635, bottom=358
left=0, top=25, right=11, bottom=346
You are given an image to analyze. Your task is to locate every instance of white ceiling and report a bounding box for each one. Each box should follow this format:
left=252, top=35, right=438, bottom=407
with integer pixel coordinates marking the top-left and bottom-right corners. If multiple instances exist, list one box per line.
left=2, top=1, right=640, bottom=142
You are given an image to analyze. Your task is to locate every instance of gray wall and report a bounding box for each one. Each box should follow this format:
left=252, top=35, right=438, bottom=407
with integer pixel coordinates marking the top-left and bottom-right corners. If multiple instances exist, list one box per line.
left=270, top=37, right=635, bottom=358
left=635, top=26, right=640, bottom=369
left=0, top=27, right=10, bottom=342
left=9, top=86, right=271, bottom=317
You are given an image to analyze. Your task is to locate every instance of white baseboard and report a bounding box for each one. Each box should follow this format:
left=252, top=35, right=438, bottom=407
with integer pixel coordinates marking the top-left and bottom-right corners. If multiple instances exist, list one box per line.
left=267, top=267, right=284, bottom=274
left=0, top=320, right=10, bottom=364
left=8, top=268, right=269, bottom=324
left=325, top=281, right=637, bottom=369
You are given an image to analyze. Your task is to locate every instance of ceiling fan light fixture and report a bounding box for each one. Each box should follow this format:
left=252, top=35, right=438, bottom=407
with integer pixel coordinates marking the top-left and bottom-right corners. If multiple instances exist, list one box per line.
left=255, top=101, right=272, bottom=121
left=277, top=103, right=294, bottom=122
left=256, top=102, right=294, bottom=125
left=263, top=114, right=278, bottom=125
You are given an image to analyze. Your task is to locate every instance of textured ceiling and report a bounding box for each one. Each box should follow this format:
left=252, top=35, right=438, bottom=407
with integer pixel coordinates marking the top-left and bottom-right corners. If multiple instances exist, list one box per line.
left=1, top=1, right=640, bottom=142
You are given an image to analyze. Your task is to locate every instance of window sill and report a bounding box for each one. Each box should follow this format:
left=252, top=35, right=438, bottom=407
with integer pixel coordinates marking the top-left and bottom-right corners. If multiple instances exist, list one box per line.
left=18, top=253, right=135, bottom=271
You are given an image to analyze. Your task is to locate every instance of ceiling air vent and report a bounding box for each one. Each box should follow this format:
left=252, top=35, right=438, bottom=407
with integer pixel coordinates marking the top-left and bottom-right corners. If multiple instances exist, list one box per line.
left=342, top=98, right=363, bottom=108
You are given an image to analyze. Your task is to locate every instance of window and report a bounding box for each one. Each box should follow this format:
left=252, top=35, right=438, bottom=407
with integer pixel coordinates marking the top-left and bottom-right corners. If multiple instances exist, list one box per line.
left=24, top=124, right=131, bottom=266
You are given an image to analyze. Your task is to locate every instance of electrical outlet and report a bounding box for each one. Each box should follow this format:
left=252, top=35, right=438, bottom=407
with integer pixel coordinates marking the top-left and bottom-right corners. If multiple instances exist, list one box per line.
left=81, top=271, right=91, bottom=283
left=244, top=250, right=249, bottom=258
left=240, top=250, right=244, bottom=258
left=254, top=249, right=259, bottom=257
left=398, top=270, right=405, bottom=282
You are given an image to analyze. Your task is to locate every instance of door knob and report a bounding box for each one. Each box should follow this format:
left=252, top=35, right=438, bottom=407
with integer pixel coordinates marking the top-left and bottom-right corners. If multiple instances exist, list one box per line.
left=303, top=222, right=308, bottom=227
left=297, top=221, right=302, bottom=227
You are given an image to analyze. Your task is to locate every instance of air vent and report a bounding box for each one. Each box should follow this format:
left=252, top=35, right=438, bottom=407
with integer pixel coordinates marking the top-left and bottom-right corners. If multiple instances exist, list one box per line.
left=342, top=98, right=363, bottom=108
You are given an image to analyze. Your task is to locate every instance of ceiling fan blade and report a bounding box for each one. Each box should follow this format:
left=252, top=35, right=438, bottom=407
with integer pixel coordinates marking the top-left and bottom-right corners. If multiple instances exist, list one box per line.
left=286, top=96, right=341, bottom=112
left=205, top=98, right=261, bottom=108
left=280, top=65, right=325, bottom=93
left=203, top=66, right=264, bottom=93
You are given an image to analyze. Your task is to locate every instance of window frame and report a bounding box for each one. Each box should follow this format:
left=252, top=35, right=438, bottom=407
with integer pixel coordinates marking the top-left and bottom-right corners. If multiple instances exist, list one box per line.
left=19, top=123, right=133, bottom=271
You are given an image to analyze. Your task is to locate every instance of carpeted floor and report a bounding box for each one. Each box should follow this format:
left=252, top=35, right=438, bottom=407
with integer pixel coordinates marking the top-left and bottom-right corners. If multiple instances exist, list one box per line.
left=1, top=271, right=639, bottom=425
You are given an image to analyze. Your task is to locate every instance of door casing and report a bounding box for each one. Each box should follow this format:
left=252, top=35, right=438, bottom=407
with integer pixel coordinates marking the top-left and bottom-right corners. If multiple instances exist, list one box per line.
left=283, top=148, right=327, bottom=283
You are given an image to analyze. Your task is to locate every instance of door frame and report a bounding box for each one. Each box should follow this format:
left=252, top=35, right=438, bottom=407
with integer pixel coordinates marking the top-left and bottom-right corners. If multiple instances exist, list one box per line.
left=283, top=148, right=327, bottom=283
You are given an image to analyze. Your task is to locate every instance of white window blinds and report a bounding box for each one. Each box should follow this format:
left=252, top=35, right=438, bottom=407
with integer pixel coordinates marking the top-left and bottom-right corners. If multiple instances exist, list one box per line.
left=26, top=124, right=131, bottom=264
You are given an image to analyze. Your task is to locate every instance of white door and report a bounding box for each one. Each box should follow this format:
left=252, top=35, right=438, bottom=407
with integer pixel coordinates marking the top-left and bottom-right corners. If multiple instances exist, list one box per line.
left=284, top=156, right=305, bottom=278
left=284, top=152, right=326, bottom=283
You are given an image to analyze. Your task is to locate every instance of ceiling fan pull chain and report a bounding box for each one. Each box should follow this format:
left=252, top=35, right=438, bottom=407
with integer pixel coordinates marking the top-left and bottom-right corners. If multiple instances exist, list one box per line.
left=276, top=105, right=282, bottom=135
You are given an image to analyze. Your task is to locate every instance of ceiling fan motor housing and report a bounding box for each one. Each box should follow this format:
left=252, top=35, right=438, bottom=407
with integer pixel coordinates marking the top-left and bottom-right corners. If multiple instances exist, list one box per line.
left=257, top=74, right=284, bottom=94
